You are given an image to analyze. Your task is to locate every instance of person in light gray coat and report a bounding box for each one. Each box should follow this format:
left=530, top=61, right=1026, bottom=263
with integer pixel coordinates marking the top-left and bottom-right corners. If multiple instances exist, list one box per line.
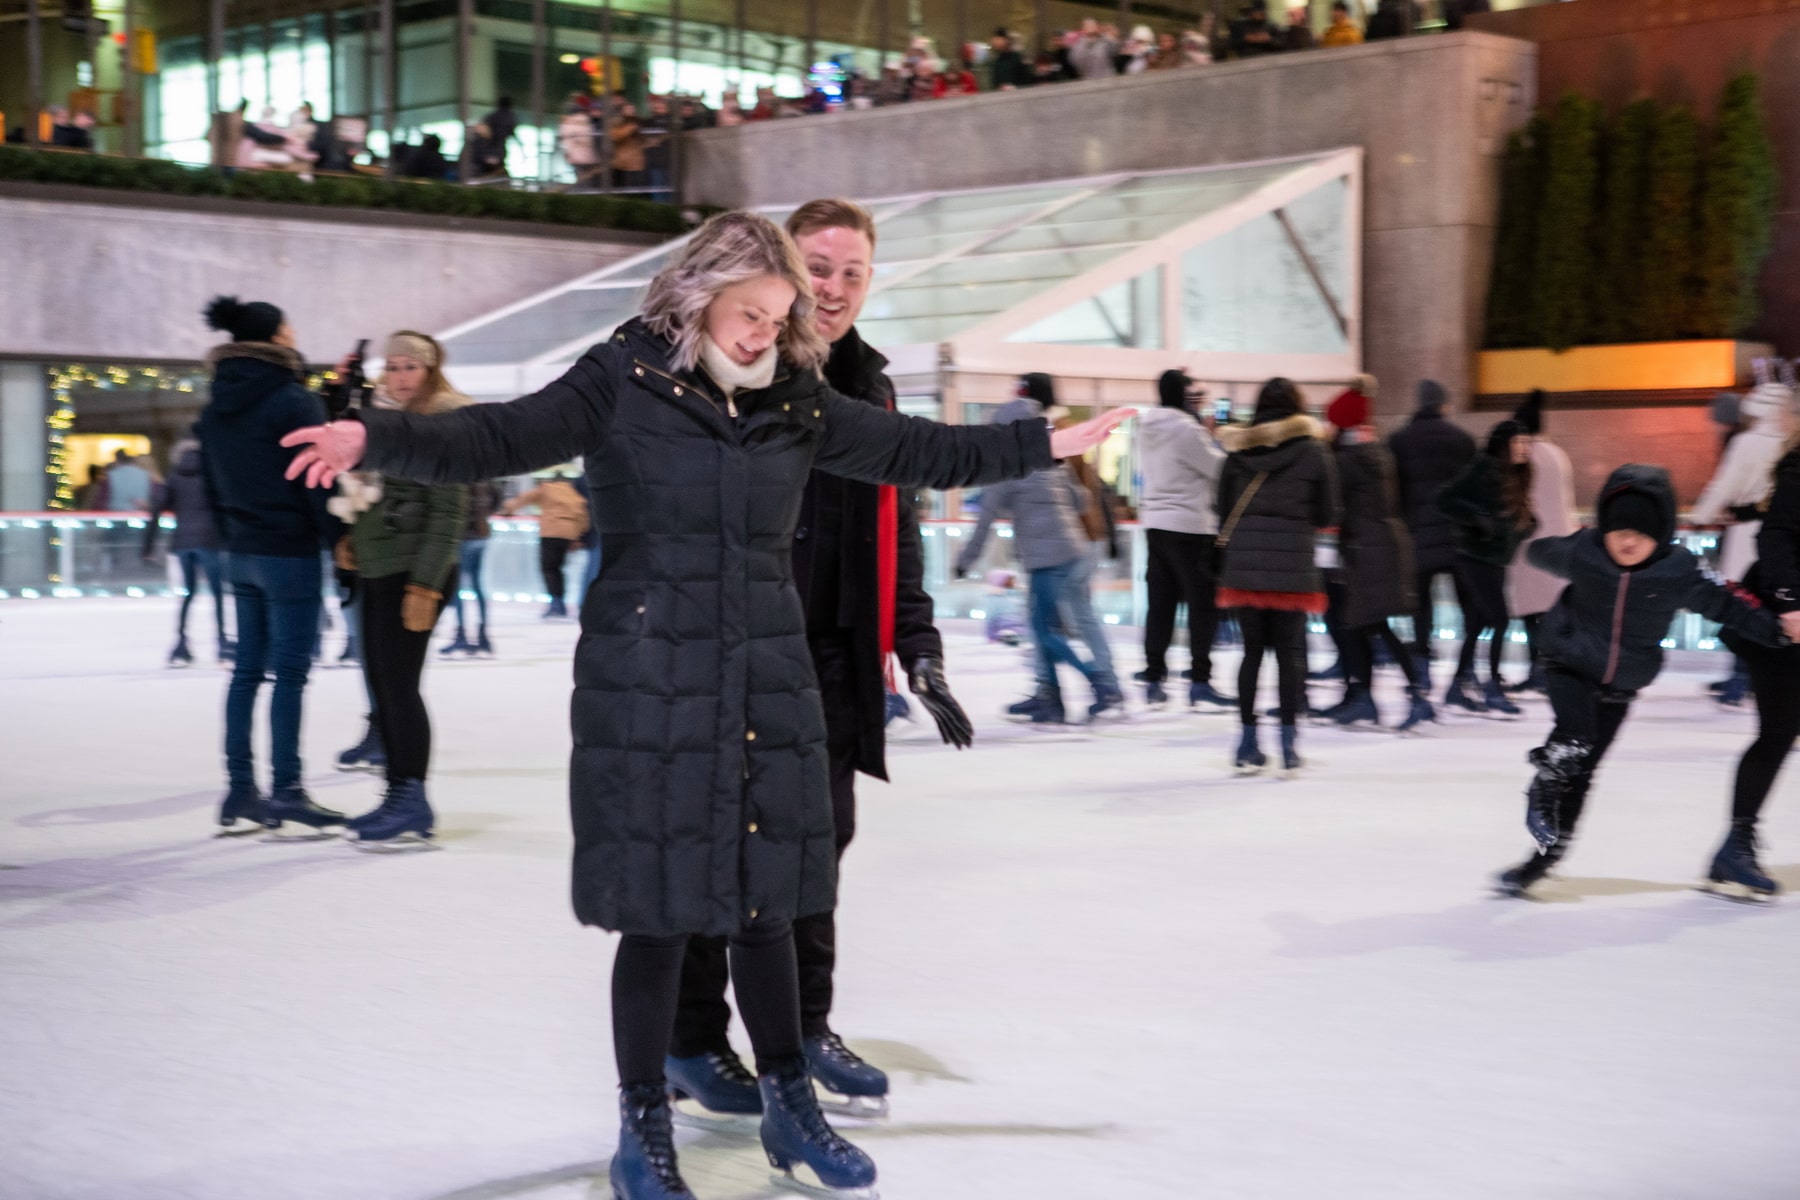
left=1137, top=368, right=1232, bottom=710
left=957, top=392, right=1116, bottom=723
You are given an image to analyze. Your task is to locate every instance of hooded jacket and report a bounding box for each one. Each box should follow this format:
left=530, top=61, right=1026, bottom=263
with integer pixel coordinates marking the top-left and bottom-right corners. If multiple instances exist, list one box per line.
left=1692, top=380, right=1794, bottom=581
left=146, top=442, right=221, bottom=554
left=1529, top=464, right=1780, bottom=693
left=1136, top=405, right=1226, bottom=535
left=196, top=342, right=340, bottom=558
left=1215, top=413, right=1338, bottom=599
left=349, top=386, right=473, bottom=588
left=1387, top=384, right=1476, bottom=575
left=956, top=397, right=1088, bottom=573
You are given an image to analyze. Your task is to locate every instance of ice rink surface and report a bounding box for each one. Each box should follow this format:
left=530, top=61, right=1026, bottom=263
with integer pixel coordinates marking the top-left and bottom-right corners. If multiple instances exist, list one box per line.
left=3, top=599, right=1799, bottom=1200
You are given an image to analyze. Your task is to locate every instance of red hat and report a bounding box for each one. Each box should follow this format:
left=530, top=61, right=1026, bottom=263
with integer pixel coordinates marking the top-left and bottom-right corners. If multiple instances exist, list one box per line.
left=1326, top=388, right=1370, bottom=431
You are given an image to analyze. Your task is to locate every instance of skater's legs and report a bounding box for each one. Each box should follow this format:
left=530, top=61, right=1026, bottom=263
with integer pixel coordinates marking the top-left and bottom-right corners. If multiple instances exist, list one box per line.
left=176, top=549, right=200, bottom=640
left=1541, top=667, right=1633, bottom=835
left=1342, top=623, right=1375, bottom=689
left=1060, top=548, right=1117, bottom=689
left=1377, top=622, right=1423, bottom=689
left=1236, top=607, right=1269, bottom=726
left=199, top=549, right=226, bottom=644
left=1410, top=569, right=1440, bottom=661
left=361, top=573, right=443, bottom=782
left=670, top=935, right=733, bottom=1058
left=224, top=560, right=270, bottom=788
left=613, top=933, right=688, bottom=1086
left=462, top=538, right=489, bottom=633
left=796, top=738, right=857, bottom=1037
left=1142, top=529, right=1179, bottom=683
left=539, top=536, right=570, bottom=606
left=1187, top=534, right=1221, bottom=686
left=1271, top=609, right=1307, bottom=726
left=1027, top=563, right=1089, bottom=683
left=258, top=555, right=323, bottom=792
left=1732, top=644, right=1800, bottom=825
left=1521, top=612, right=1543, bottom=675
left=1454, top=558, right=1507, bottom=682
left=727, top=917, right=805, bottom=1074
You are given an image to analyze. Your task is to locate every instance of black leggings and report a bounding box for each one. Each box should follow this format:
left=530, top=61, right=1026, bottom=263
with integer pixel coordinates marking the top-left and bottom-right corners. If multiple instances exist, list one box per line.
left=1236, top=607, right=1309, bottom=727
left=1343, top=621, right=1423, bottom=690
left=1454, top=557, right=1510, bottom=684
left=540, top=537, right=571, bottom=604
left=1410, top=566, right=1472, bottom=661
left=1732, top=641, right=1800, bottom=825
left=361, top=573, right=446, bottom=783
left=613, top=917, right=804, bottom=1087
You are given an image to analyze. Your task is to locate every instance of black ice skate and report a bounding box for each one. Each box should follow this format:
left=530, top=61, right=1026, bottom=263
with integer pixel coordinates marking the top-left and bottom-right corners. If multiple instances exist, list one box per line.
left=1278, top=723, right=1303, bottom=778
left=1234, top=725, right=1267, bottom=776
left=345, top=779, right=437, bottom=851
left=1703, top=822, right=1781, bottom=902
left=1494, top=843, right=1568, bottom=898
left=759, top=1060, right=879, bottom=1199
left=336, top=716, right=386, bottom=773
left=216, top=783, right=268, bottom=834
left=260, top=787, right=347, bottom=841
left=1482, top=679, right=1523, bottom=719
left=665, top=1047, right=762, bottom=1133
left=1396, top=686, right=1436, bottom=735
left=1328, top=686, right=1381, bottom=730
left=610, top=1082, right=697, bottom=1200
left=1442, top=674, right=1488, bottom=716
left=1144, top=680, right=1170, bottom=709
left=804, top=1032, right=889, bottom=1120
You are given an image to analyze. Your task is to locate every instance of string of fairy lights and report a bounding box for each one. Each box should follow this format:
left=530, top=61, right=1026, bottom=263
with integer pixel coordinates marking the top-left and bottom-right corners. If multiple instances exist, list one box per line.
left=45, top=365, right=201, bottom=511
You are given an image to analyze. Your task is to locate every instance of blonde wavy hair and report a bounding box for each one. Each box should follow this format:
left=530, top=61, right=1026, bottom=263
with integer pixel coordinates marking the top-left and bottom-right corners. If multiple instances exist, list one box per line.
left=641, top=210, right=828, bottom=373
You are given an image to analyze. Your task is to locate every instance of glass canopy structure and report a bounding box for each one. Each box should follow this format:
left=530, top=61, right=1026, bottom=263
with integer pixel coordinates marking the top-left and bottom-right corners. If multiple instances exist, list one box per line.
left=439, top=147, right=1363, bottom=413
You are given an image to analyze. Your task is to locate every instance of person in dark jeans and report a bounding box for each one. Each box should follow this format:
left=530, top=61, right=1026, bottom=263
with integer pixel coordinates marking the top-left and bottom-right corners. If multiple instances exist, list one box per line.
left=144, top=433, right=232, bottom=667
left=196, top=295, right=343, bottom=834
left=1215, top=378, right=1339, bottom=775
left=1136, top=368, right=1233, bottom=711
left=337, top=331, right=471, bottom=847
left=441, top=479, right=500, bottom=657
left=669, top=200, right=973, bottom=1122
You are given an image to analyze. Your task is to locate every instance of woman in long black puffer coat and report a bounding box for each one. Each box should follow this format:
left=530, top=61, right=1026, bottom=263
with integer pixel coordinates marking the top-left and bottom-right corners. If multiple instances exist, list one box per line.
left=280, top=211, right=1130, bottom=1200
left=1215, top=377, right=1339, bottom=776
left=1320, top=386, right=1433, bottom=733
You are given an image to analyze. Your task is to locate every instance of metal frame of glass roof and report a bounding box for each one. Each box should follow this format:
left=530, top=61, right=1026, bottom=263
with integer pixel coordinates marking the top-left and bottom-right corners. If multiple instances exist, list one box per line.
left=436, top=147, right=1363, bottom=402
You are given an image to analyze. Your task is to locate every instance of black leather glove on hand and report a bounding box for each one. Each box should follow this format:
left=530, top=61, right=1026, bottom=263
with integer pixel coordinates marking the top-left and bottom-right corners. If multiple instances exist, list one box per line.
left=909, top=657, right=973, bottom=749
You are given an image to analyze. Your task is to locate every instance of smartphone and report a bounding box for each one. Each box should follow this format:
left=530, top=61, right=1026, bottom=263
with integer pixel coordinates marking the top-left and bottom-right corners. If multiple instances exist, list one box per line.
left=1212, top=397, right=1233, bottom=425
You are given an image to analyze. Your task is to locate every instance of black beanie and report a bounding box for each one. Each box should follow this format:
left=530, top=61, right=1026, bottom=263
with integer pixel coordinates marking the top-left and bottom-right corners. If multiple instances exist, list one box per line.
left=1486, top=419, right=1525, bottom=459
left=204, top=295, right=284, bottom=344
left=1019, top=372, right=1057, bottom=408
left=1416, top=379, right=1447, bottom=416
left=1512, top=388, right=1546, bottom=436
left=1158, top=369, right=1193, bottom=409
left=1251, top=377, right=1302, bottom=425
left=1601, top=490, right=1662, bottom=539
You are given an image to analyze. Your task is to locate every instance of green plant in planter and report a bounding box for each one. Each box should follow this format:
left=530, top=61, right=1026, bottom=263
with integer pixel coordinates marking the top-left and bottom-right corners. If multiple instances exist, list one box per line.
left=1640, top=104, right=1702, bottom=340
left=1595, top=99, right=1657, bottom=343
left=1695, top=71, right=1778, bottom=338
left=1485, top=115, right=1549, bottom=350
left=1532, top=93, right=1602, bottom=353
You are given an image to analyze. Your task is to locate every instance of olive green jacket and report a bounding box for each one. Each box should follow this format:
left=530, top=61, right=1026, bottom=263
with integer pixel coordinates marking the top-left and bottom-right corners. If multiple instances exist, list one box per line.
left=351, top=388, right=472, bottom=589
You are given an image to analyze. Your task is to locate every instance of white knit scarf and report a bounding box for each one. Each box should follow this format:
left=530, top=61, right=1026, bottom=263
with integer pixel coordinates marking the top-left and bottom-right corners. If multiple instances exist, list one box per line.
left=699, top=335, right=777, bottom=397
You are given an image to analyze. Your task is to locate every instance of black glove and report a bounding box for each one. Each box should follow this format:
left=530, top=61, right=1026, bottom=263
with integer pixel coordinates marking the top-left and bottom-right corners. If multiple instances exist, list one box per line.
left=909, top=656, right=973, bottom=749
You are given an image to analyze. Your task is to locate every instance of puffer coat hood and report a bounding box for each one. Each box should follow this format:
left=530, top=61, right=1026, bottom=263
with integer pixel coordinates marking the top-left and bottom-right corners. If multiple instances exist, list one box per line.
left=1215, top=413, right=1339, bottom=596
left=357, top=315, right=1054, bottom=937
left=1529, top=464, right=1779, bottom=692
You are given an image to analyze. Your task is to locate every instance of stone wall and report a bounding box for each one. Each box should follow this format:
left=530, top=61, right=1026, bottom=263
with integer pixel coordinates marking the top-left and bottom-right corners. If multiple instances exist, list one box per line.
left=681, top=31, right=1538, bottom=421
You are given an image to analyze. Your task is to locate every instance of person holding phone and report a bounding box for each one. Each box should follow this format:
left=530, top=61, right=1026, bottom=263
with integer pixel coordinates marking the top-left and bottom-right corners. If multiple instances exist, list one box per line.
left=1135, top=369, right=1233, bottom=710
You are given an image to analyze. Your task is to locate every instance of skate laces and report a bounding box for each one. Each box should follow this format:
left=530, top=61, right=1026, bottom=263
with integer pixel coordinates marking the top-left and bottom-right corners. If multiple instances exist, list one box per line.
left=624, top=1088, right=686, bottom=1187
left=709, top=1049, right=757, bottom=1088
left=813, top=1031, right=868, bottom=1070
left=774, top=1069, right=856, bottom=1158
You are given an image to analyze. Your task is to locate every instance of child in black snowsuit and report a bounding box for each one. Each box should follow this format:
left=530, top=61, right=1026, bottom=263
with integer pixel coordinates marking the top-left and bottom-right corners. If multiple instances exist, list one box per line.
left=1497, top=464, right=1785, bottom=896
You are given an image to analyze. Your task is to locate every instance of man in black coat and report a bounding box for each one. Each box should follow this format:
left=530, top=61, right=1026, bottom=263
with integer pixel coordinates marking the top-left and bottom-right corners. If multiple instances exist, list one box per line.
left=667, top=200, right=973, bottom=1119
left=1386, top=379, right=1476, bottom=681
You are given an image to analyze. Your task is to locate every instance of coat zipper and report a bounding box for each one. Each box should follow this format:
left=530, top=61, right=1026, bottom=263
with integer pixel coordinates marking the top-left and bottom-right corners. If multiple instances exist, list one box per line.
left=634, top=358, right=737, bottom=418
left=1601, top=572, right=1630, bottom=685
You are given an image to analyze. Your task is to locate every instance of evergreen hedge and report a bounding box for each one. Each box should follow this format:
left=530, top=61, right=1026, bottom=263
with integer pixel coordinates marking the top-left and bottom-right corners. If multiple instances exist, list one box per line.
left=0, top=145, right=689, bottom=235
left=1484, top=72, right=1779, bottom=350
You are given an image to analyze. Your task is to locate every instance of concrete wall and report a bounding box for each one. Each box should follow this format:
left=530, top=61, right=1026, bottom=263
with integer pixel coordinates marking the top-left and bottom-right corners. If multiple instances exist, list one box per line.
left=1473, top=0, right=1800, bottom=357
left=682, top=31, right=1538, bottom=421
left=0, top=186, right=661, bottom=365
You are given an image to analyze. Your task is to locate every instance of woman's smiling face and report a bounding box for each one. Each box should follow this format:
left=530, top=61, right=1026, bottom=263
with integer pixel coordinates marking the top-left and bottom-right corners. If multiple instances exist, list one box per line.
left=703, top=275, right=798, bottom=366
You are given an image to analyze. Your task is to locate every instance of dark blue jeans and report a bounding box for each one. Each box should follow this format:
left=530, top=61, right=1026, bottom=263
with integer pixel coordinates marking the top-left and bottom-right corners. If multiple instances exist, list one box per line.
left=1028, top=561, right=1094, bottom=693
left=452, top=538, right=488, bottom=636
left=175, top=547, right=225, bottom=643
left=226, top=553, right=323, bottom=792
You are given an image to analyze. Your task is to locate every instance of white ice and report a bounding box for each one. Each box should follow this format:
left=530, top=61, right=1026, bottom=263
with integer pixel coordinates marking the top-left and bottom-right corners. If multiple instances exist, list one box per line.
left=3, top=599, right=1798, bottom=1200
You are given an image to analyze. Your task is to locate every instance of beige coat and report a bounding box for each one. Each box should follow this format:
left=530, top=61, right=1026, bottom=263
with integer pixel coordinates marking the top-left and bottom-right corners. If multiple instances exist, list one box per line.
left=1506, top=438, right=1578, bottom=616
left=507, top=477, right=590, bottom=541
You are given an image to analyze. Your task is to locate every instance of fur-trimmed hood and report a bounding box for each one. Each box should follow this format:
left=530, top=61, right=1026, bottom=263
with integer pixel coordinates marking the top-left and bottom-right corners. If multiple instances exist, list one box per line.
left=206, top=342, right=308, bottom=417
left=1217, top=413, right=1325, bottom=454
left=207, top=341, right=305, bottom=377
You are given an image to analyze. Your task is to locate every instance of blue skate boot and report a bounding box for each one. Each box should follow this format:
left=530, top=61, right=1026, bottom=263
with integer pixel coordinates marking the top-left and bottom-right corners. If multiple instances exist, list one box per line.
left=1189, top=681, right=1237, bottom=713
left=1088, top=680, right=1126, bottom=721
left=1482, top=678, right=1522, bottom=719
left=1329, top=685, right=1380, bottom=729
left=439, top=629, right=474, bottom=658
left=610, top=1082, right=696, bottom=1200
left=1396, top=686, right=1436, bottom=735
left=1006, top=684, right=1057, bottom=720
left=1234, top=724, right=1267, bottom=775
left=1144, top=680, right=1170, bottom=709
left=261, top=787, right=347, bottom=840
left=1278, top=723, right=1303, bottom=777
left=1442, top=674, right=1488, bottom=716
left=805, top=1031, right=890, bottom=1120
left=665, top=1046, right=762, bottom=1131
left=1705, top=821, right=1780, bottom=902
left=217, top=783, right=268, bottom=832
left=336, top=716, right=386, bottom=773
left=346, top=779, right=436, bottom=850
left=759, top=1060, right=878, bottom=1198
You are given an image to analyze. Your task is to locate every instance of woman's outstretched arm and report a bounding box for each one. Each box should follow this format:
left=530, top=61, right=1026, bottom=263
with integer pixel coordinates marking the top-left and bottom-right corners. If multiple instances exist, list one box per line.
left=811, top=388, right=1133, bottom=491
left=285, top=350, right=617, bottom=488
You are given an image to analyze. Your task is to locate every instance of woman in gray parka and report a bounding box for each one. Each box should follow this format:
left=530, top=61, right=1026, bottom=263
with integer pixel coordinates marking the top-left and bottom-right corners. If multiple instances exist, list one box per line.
left=282, top=211, right=1130, bottom=1200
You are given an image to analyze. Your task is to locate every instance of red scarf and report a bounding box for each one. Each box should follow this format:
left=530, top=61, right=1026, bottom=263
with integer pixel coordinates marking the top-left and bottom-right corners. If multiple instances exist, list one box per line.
left=877, top=389, right=899, bottom=689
